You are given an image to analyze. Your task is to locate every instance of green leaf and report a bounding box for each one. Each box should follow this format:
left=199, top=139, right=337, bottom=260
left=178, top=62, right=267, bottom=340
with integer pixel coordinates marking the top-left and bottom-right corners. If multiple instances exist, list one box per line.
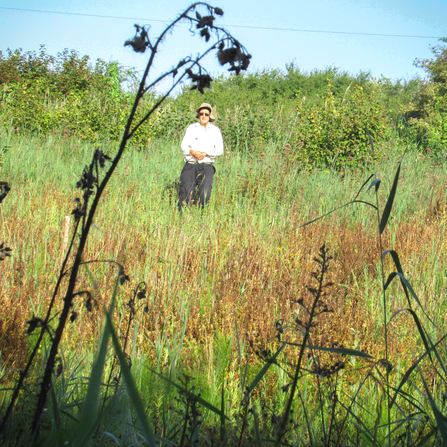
left=389, top=334, right=444, bottom=408
left=350, top=199, right=378, bottom=211
left=379, top=162, right=402, bottom=234
left=338, top=401, right=374, bottom=444
left=106, top=312, right=157, bottom=447
left=396, top=273, right=425, bottom=314
left=384, top=271, right=434, bottom=326
left=389, top=308, right=447, bottom=377
left=50, top=380, right=63, bottom=447
left=297, top=173, right=377, bottom=229
left=242, top=343, right=286, bottom=404
left=298, top=199, right=377, bottom=229
left=382, top=250, right=410, bottom=305
left=354, top=173, right=375, bottom=199
left=146, top=367, right=230, bottom=420
left=285, top=342, right=374, bottom=359
left=252, top=407, right=263, bottom=447
left=103, top=432, right=121, bottom=445
left=220, top=385, right=226, bottom=447
left=405, top=308, right=433, bottom=361
left=367, top=178, right=380, bottom=192
left=419, top=370, right=447, bottom=444
left=72, top=274, right=121, bottom=447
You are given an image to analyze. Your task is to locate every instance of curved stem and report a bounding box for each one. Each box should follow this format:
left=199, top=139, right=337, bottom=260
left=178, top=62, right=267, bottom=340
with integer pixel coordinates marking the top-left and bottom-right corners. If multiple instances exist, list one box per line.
left=275, top=247, right=329, bottom=446
left=375, top=188, right=391, bottom=446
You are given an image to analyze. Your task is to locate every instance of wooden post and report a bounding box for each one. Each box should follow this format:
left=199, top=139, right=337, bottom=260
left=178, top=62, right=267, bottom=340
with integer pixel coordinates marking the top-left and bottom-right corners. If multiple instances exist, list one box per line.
left=60, top=215, right=71, bottom=267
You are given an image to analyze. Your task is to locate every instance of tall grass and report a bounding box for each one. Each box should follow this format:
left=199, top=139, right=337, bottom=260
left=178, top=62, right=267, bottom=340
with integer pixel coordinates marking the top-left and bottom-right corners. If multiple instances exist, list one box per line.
left=1, top=133, right=447, bottom=444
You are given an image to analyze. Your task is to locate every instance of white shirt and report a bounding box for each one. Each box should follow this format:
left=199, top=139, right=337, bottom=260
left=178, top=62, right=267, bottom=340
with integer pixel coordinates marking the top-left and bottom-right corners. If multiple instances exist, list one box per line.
left=181, top=122, right=224, bottom=164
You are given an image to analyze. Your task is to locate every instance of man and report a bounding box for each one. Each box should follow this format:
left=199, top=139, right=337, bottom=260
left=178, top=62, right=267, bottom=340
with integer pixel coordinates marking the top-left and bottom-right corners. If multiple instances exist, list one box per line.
left=178, top=103, right=223, bottom=211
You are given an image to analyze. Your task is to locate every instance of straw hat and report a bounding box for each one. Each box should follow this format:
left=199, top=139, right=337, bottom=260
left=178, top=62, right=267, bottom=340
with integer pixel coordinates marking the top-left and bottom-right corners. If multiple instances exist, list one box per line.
left=195, top=103, right=216, bottom=122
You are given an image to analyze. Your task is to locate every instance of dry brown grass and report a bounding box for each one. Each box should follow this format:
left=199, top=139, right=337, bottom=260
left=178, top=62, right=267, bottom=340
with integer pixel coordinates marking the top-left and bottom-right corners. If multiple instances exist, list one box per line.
left=1, top=177, right=446, bottom=376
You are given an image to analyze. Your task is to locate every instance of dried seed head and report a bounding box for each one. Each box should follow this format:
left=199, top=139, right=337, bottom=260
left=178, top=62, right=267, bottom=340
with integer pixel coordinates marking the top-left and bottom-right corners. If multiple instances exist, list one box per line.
left=118, top=266, right=130, bottom=285
left=26, top=317, right=44, bottom=335
left=200, top=28, right=211, bottom=42
left=196, top=15, right=215, bottom=29
left=85, top=297, right=93, bottom=312
left=0, top=181, right=10, bottom=203
left=137, top=289, right=146, bottom=299
left=56, top=362, right=63, bottom=377
left=124, top=25, right=150, bottom=53
left=94, top=149, right=111, bottom=168
left=0, top=242, right=12, bottom=261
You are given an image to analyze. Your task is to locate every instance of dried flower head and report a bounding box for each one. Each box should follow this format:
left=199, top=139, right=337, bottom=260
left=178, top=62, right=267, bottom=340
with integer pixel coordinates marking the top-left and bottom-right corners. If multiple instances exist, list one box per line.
left=94, top=149, right=111, bottom=169
left=0, top=242, right=12, bottom=261
left=186, top=69, right=213, bottom=94
left=0, top=181, right=10, bottom=204
left=26, top=317, right=44, bottom=335
left=118, top=266, right=130, bottom=285
left=124, top=25, right=151, bottom=53
left=195, top=12, right=215, bottom=29
left=85, top=296, right=93, bottom=312
left=217, top=45, right=251, bottom=75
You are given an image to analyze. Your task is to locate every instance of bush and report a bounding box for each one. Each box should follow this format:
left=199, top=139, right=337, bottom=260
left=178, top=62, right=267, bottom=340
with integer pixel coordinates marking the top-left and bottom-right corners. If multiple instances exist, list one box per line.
left=288, top=81, right=389, bottom=168
left=0, top=46, right=140, bottom=140
left=0, top=46, right=425, bottom=166
left=406, top=39, right=447, bottom=155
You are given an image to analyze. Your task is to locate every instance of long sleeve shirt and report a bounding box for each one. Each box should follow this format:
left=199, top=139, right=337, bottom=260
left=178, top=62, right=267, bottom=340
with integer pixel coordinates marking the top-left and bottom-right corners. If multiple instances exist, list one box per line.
left=180, top=122, right=224, bottom=164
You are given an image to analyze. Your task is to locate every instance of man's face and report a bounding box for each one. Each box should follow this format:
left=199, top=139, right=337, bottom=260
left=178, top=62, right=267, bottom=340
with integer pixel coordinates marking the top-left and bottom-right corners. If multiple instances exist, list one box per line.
left=199, top=108, right=210, bottom=126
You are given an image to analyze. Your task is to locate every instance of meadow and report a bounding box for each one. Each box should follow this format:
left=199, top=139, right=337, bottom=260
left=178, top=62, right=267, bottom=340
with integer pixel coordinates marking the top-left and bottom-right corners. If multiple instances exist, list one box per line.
left=1, top=4, right=447, bottom=444
left=1, top=131, right=447, bottom=445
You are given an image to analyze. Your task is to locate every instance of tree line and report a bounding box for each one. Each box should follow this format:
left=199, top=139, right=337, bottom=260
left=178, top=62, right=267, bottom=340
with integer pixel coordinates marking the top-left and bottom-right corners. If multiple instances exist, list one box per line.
left=1, top=42, right=446, bottom=167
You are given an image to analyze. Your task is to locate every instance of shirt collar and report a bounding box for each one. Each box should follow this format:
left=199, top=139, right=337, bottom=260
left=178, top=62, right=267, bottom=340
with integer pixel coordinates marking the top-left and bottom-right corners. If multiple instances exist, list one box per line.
left=196, top=122, right=211, bottom=129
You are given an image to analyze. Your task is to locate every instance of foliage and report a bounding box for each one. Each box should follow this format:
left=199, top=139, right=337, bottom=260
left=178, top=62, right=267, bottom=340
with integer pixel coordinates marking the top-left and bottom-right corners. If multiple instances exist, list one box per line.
left=289, top=81, right=389, bottom=168
left=151, top=66, right=417, bottom=166
left=0, top=46, right=142, bottom=141
left=0, top=46, right=136, bottom=95
left=406, top=39, right=447, bottom=154
left=0, top=46, right=424, bottom=167
left=178, top=64, right=373, bottom=107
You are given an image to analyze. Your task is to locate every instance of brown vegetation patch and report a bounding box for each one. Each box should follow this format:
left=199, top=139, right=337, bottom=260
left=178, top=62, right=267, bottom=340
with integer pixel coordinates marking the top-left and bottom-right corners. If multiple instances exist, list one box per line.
left=1, top=180, right=446, bottom=376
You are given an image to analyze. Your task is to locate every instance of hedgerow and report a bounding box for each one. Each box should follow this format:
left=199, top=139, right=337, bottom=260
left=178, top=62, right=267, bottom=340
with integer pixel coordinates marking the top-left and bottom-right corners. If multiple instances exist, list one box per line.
left=2, top=41, right=445, bottom=167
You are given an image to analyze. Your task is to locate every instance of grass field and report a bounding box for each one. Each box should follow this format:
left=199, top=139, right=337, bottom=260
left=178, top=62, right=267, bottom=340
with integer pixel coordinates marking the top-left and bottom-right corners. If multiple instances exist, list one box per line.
left=1, top=134, right=447, bottom=445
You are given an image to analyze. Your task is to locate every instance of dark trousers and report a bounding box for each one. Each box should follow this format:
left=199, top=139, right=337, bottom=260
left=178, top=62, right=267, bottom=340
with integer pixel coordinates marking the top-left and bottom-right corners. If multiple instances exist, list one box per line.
left=178, top=163, right=215, bottom=210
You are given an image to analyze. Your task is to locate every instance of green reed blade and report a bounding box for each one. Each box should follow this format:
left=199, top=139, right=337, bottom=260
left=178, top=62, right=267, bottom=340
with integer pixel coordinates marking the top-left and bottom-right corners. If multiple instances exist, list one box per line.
left=285, top=342, right=374, bottom=359
left=146, top=367, right=229, bottom=420
left=72, top=274, right=120, bottom=447
left=419, top=370, right=447, bottom=444
left=242, top=342, right=286, bottom=404
left=380, top=162, right=402, bottom=234
left=106, top=312, right=157, bottom=447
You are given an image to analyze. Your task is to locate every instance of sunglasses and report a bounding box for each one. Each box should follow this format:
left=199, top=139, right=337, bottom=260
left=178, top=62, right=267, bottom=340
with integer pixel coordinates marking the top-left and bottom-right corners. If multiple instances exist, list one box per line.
left=199, top=112, right=210, bottom=117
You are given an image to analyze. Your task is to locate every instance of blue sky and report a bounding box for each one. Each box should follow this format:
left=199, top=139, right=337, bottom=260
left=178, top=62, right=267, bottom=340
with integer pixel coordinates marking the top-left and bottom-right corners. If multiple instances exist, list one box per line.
left=0, top=0, right=446, bottom=92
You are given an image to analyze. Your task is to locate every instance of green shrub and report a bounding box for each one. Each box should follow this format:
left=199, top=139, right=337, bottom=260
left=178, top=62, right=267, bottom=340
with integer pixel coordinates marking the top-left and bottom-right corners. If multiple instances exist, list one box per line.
left=0, top=45, right=428, bottom=167
left=289, top=81, right=389, bottom=168
left=406, top=39, right=447, bottom=155
left=0, top=46, right=140, bottom=140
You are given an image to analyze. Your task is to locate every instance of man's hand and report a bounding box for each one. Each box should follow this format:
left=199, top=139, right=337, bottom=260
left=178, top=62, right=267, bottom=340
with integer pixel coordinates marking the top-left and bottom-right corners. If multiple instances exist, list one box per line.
left=189, top=150, right=207, bottom=160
